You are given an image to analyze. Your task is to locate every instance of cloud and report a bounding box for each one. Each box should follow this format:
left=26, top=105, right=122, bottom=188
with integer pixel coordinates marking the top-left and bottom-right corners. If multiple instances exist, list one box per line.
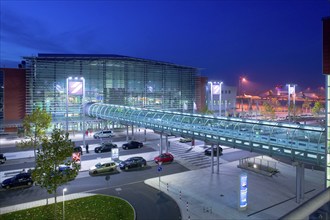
left=0, top=6, right=102, bottom=57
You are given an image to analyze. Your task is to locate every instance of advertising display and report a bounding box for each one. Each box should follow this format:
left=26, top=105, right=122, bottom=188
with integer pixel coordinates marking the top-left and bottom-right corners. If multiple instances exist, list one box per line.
left=239, top=173, right=248, bottom=210
left=68, top=80, right=83, bottom=96
left=212, top=84, right=220, bottom=95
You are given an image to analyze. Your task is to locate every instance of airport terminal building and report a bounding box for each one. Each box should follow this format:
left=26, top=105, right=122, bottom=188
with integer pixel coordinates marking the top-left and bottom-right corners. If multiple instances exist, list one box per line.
left=12, top=54, right=199, bottom=130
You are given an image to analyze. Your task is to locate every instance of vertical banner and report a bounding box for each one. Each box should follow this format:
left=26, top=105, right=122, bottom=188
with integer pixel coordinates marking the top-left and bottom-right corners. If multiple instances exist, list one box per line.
left=212, top=84, right=220, bottom=95
left=239, top=173, right=248, bottom=210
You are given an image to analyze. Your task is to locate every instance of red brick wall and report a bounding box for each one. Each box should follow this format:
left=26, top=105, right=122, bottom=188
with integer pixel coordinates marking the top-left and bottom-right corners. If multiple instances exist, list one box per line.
left=2, top=68, right=26, bottom=121
left=195, top=76, right=207, bottom=112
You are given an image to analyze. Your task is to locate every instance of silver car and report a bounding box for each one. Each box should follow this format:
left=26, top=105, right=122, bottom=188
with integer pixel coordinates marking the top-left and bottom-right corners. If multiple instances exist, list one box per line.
left=89, top=161, right=117, bottom=175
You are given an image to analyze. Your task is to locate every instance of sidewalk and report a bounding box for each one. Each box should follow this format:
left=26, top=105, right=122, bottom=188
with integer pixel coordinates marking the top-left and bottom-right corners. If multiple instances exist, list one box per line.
left=144, top=157, right=324, bottom=220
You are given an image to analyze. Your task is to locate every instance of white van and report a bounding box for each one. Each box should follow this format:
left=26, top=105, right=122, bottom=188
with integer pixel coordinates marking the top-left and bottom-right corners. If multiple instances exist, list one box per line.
left=93, top=130, right=115, bottom=139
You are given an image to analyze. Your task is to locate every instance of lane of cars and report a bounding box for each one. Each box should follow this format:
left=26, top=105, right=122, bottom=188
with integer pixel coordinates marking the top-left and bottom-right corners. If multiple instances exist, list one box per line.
left=1, top=129, right=224, bottom=190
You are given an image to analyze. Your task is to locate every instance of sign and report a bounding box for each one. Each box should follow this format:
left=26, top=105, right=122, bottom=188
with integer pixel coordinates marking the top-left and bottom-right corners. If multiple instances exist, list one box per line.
left=68, top=80, right=83, bottom=96
left=239, top=173, right=248, bottom=210
left=157, top=166, right=163, bottom=172
left=111, top=148, right=119, bottom=159
left=212, top=84, right=221, bottom=95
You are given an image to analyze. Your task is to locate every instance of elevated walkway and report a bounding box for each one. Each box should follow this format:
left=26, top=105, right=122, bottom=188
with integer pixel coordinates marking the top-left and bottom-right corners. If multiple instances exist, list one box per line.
left=86, top=103, right=326, bottom=167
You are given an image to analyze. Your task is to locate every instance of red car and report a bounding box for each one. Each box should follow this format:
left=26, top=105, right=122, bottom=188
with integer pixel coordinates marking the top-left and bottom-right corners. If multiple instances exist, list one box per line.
left=154, top=153, right=174, bottom=164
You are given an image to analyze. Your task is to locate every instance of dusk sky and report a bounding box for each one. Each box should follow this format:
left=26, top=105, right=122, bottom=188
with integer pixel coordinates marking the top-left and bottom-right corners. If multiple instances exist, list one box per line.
left=1, top=0, right=330, bottom=91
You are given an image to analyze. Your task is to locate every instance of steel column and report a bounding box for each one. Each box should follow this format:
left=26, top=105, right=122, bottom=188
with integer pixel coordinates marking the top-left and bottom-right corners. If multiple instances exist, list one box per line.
left=211, top=144, right=214, bottom=174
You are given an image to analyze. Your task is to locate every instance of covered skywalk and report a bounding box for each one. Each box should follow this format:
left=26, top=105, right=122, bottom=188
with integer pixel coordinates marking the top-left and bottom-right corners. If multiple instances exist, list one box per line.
left=86, top=102, right=326, bottom=167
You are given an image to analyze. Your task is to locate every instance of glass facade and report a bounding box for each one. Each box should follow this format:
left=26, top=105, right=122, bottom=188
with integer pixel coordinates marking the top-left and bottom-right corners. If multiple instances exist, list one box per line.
left=327, top=75, right=330, bottom=187
left=23, top=54, right=198, bottom=127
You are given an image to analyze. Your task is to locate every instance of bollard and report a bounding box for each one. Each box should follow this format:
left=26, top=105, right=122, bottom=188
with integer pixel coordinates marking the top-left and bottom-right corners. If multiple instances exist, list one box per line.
left=167, top=183, right=169, bottom=191
left=180, top=190, right=182, bottom=200
left=186, top=201, right=189, bottom=212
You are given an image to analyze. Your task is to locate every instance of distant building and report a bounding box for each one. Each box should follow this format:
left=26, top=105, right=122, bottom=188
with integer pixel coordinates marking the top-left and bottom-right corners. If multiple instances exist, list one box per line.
left=17, top=54, right=199, bottom=131
left=206, top=81, right=237, bottom=116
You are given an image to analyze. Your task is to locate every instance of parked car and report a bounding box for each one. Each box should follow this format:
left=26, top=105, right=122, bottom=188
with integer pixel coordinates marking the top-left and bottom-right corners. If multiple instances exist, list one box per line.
left=154, top=153, right=174, bottom=164
left=93, top=130, right=115, bottom=139
left=89, top=161, right=117, bottom=175
left=94, top=143, right=118, bottom=153
left=54, top=165, right=77, bottom=180
left=2, top=172, right=33, bottom=189
left=0, top=153, right=6, bottom=164
left=122, top=141, right=143, bottom=150
left=179, top=138, right=192, bottom=143
left=119, top=157, right=147, bottom=170
left=204, top=146, right=223, bottom=156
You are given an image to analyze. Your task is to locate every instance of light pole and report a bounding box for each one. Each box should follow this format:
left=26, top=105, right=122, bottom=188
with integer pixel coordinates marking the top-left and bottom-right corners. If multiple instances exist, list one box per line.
left=208, top=82, right=214, bottom=113
left=219, top=82, right=223, bottom=116
left=63, top=188, right=67, bottom=220
left=239, top=77, right=246, bottom=114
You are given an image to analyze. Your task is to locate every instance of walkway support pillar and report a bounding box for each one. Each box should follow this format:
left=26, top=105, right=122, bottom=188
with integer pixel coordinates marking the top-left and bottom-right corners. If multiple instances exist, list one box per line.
left=112, top=121, right=115, bottom=130
left=126, top=125, right=129, bottom=142
left=216, top=144, right=220, bottom=174
left=165, top=135, right=168, bottom=153
left=144, top=129, right=147, bottom=142
left=159, top=133, right=163, bottom=154
left=294, top=162, right=305, bottom=203
left=211, top=144, right=214, bottom=174
left=131, top=124, right=134, bottom=140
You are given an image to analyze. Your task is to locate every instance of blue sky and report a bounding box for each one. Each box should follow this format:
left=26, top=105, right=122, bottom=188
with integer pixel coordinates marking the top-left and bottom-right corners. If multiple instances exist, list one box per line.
left=1, top=0, right=329, bottom=91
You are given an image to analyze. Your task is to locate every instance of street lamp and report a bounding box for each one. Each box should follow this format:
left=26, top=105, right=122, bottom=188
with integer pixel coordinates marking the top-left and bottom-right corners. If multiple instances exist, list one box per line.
left=239, top=77, right=247, bottom=114
left=63, top=188, right=67, bottom=220
left=219, top=82, right=223, bottom=116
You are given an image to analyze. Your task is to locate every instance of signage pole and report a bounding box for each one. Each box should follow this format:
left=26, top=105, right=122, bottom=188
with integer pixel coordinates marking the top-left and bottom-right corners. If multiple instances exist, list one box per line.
left=158, top=162, right=163, bottom=188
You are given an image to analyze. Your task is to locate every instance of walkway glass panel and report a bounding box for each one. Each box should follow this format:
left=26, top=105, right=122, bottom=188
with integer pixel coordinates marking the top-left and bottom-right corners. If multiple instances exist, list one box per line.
left=86, top=103, right=326, bottom=167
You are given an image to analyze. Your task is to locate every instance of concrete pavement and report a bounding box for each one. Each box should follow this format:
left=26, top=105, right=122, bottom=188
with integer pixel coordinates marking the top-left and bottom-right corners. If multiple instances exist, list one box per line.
left=145, top=158, right=324, bottom=220
left=0, top=133, right=326, bottom=219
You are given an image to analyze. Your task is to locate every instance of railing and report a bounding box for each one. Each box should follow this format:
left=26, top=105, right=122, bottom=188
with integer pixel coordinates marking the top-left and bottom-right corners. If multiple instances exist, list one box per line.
left=86, top=103, right=326, bottom=167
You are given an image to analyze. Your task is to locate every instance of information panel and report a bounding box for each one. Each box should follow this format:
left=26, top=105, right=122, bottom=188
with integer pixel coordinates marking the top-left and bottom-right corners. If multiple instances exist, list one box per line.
left=239, top=173, right=248, bottom=210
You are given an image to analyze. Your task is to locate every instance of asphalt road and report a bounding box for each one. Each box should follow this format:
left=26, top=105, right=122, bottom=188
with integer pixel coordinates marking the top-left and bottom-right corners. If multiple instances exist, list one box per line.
left=0, top=161, right=188, bottom=220
left=1, top=131, right=262, bottom=219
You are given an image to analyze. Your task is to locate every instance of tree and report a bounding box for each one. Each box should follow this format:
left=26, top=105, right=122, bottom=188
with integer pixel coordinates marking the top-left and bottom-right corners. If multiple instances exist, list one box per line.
left=302, top=100, right=311, bottom=114
left=18, top=107, right=52, bottom=160
left=199, top=106, right=213, bottom=115
left=312, top=101, right=323, bottom=116
left=32, top=129, right=79, bottom=218
left=261, top=101, right=275, bottom=120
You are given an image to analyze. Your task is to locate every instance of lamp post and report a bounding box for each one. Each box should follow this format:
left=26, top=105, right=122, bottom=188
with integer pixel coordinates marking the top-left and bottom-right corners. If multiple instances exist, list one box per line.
left=63, top=188, right=67, bottom=220
left=239, top=77, right=246, bottom=114
left=208, top=82, right=214, bottom=113
left=219, top=82, right=223, bottom=116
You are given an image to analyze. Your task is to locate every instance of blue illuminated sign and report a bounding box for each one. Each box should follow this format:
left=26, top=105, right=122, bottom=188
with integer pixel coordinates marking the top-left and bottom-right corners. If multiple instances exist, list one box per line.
left=239, top=173, right=248, bottom=209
